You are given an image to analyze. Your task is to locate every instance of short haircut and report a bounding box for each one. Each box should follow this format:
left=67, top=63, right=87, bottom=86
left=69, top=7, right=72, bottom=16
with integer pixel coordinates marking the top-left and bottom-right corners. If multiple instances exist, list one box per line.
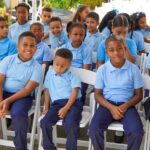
left=86, top=12, right=99, bottom=22
left=49, top=17, right=62, bottom=25
left=0, top=16, right=7, bottom=22
left=42, top=7, right=52, bottom=13
left=18, top=31, right=37, bottom=43
left=66, top=21, right=86, bottom=34
left=105, top=34, right=124, bottom=47
left=30, top=22, right=44, bottom=30
left=55, top=48, right=73, bottom=61
left=15, top=3, right=30, bottom=12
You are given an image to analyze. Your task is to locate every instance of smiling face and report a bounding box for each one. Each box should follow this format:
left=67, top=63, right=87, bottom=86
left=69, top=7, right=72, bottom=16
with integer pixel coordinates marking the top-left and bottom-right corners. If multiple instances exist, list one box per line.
left=106, top=40, right=125, bottom=68
left=41, top=11, right=52, bottom=24
left=17, top=36, right=36, bottom=62
left=138, top=16, right=147, bottom=29
left=49, top=21, right=62, bottom=36
left=53, top=56, right=71, bottom=75
left=0, top=21, right=8, bottom=39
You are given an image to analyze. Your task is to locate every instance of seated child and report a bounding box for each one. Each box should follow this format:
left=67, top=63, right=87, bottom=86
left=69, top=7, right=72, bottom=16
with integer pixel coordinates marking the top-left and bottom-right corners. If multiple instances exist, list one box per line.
left=30, top=22, right=52, bottom=68
left=40, top=48, right=83, bottom=150
left=49, top=17, right=68, bottom=57
left=8, top=3, right=30, bottom=43
left=40, top=7, right=52, bottom=46
left=0, top=16, right=17, bottom=60
left=0, top=31, right=42, bottom=150
left=89, top=35, right=144, bottom=150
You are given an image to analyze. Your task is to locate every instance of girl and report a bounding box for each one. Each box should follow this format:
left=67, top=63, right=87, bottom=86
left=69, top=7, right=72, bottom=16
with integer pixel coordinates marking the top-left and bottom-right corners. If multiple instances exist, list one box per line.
left=131, top=12, right=150, bottom=43
left=98, top=10, right=117, bottom=38
left=8, top=3, right=30, bottom=43
left=72, top=4, right=90, bottom=23
left=97, top=14, right=137, bottom=67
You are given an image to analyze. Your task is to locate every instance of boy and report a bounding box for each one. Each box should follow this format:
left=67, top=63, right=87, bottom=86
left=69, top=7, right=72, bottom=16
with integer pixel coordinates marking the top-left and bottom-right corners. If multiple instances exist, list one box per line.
left=85, top=12, right=106, bottom=52
left=89, top=35, right=144, bottom=150
left=40, top=48, right=83, bottom=150
left=49, top=17, right=68, bottom=57
left=8, top=3, right=30, bottom=43
left=0, top=31, right=42, bottom=150
left=30, top=22, right=52, bottom=68
left=0, top=16, right=17, bottom=60
left=40, top=7, right=52, bottom=46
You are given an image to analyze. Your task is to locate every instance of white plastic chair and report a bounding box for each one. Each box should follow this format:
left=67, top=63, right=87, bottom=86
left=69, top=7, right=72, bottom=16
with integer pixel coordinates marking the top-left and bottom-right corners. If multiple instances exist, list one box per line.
left=0, top=64, right=46, bottom=150
left=89, top=74, right=150, bottom=150
left=38, top=67, right=96, bottom=150
left=144, top=42, right=150, bottom=54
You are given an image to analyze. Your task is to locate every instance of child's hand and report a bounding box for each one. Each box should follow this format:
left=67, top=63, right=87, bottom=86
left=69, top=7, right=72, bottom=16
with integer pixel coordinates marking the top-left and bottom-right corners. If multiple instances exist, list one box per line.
left=145, top=25, right=150, bottom=30
left=0, top=99, right=9, bottom=115
left=109, top=105, right=124, bottom=120
left=118, top=103, right=129, bottom=114
left=58, top=106, right=69, bottom=119
left=0, top=109, right=9, bottom=118
left=41, top=108, right=49, bottom=115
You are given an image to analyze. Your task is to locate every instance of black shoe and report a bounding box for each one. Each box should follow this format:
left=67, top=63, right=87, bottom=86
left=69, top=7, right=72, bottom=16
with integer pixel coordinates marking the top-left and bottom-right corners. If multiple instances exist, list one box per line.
left=114, top=133, right=124, bottom=143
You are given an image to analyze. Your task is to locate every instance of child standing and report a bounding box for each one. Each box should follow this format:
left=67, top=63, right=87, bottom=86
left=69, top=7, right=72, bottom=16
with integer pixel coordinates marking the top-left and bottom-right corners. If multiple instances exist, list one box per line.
left=89, top=35, right=144, bottom=150
left=30, top=22, right=52, bottom=68
left=97, top=14, right=137, bottom=67
left=49, top=17, right=68, bottom=57
left=8, top=3, right=30, bottom=43
left=40, top=48, right=83, bottom=150
left=0, top=16, right=17, bottom=60
left=40, top=7, right=52, bottom=46
left=0, top=31, right=42, bottom=149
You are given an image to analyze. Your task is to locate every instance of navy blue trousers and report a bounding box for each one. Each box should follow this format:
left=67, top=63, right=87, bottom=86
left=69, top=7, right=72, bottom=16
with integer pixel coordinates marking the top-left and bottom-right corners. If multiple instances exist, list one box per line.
left=40, top=99, right=83, bottom=150
left=89, top=102, right=144, bottom=150
left=3, top=92, right=33, bottom=150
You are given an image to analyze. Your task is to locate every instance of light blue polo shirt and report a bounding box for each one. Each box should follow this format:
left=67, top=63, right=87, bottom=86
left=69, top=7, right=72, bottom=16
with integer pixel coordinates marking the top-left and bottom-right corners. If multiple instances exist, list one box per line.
left=33, top=41, right=52, bottom=64
left=60, top=42, right=92, bottom=68
left=95, top=60, right=144, bottom=103
left=97, top=38, right=137, bottom=62
left=0, top=54, right=42, bottom=93
left=84, top=30, right=106, bottom=52
left=41, top=22, right=50, bottom=45
left=0, top=37, right=17, bottom=60
left=44, top=68, right=81, bottom=102
left=127, top=31, right=144, bottom=52
left=137, top=28, right=150, bottom=38
left=101, top=27, right=111, bottom=38
left=49, top=28, right=68, bottom=51
left=8, top=22, right=30, bottom=43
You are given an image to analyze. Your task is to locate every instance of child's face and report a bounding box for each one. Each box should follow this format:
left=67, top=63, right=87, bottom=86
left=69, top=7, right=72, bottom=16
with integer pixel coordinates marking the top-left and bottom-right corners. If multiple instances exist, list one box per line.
left=41, top=11, right=52, bottom=24
left=138, top=17, right=147, bottom=29
left=53, top=56, right=71, bottom=75
left=17, top=36, right=36, bottom=62
left=30, top=25, right=44, bottom=43
left=86, top=17, right=99, bottom=33
left=111, top=26, right=128, bottom=39
left=16, top=6, right=29, bottom=24
left=68, top=27, right=85, bottom=48
left=79, top=7, right=90, bottom=22
left=50, top=21, right=62, bottom=36
left=106, top=40, right=125, bottom=67
left=0, top=21, right=8, bottom=39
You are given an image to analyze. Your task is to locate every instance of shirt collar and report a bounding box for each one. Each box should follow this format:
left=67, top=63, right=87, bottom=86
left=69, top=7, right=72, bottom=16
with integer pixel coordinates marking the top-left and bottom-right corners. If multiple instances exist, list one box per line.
left=14, top=54, right=34, bottom=66
left=87, top=30, right=100, bottom=37
left=16, top=21, right=30, bottom=27
left=51, top=68, right=71, bottom=77
left=107, top=59, right=130, bottom=72
left=0, top=37, right=8, bottom=43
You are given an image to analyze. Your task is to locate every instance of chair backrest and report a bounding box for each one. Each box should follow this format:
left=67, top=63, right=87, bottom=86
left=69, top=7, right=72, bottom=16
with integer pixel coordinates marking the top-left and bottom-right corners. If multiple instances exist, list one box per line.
left=142, top=74, right=150, bottom=90
left=71, top=67, right=96, bottom=86
left=92, top=52, right=97, bottom=64
left=144, top=42, right=150, bottom=54
left=140, top=53, right=148, bottom=75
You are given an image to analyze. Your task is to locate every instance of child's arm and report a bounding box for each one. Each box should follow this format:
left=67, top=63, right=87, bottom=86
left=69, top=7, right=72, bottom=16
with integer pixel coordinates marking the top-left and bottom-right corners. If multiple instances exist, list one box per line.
left=0, top=74, right=5, bottom=102
left=58, top=87, right=79, bottom=119
left=42, top=33, right=49, bottom=40
left=0, top=81, right=39, bottom=114
left=95, top=88, right=124, bottom=120
left=42, top=88, right=50, bottom=115
left=83, top=64, right=91, bottom=70
left=118, top=88, right=143, bottom=114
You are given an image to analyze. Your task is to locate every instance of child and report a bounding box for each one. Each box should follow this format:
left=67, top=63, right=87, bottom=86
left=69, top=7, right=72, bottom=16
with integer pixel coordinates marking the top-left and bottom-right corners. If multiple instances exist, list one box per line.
left=98, top=10, right=117, bottom=38
left=0, top=31, right=42, bottom=149
left=89, top=35, right=144, bottom=150
left=8, top=3, right=30, bottom=43
left=97, top=14, right=137, bottom=67
left=30, top=22, right=52, bottom=68
left=49, top=17, right=68, bottom=57
left=40, top=48, right=83, bottom=150
left=85, top=12, right=106, bottom=52
left=40, top=7, right=52, bottom=46
left=72, top=4, right=90, bottom=23
left=0, top=16, right=17, bottom=60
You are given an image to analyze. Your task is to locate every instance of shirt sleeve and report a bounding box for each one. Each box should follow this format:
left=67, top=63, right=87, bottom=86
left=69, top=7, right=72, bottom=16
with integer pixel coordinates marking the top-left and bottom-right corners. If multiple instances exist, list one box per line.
left=127, top=39, right=137, bottom=58
left=70, top=72, right=81, bottom=89
left=83, top=44, right=92, bottom=65
left=97, top=40, right=106, bottom=61
left=43, top=70, right=51, bottom=89
left=136, top=33, right=144, bottom=52
left=8, top=41, right=17, bottom=55
left=43, top=45, right=52, bottom=62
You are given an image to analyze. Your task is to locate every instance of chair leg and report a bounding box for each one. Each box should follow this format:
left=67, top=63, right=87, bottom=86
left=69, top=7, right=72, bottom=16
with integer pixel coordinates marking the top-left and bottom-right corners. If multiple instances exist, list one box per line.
left=1, top=118, right=8, bottom=140
left=38, top=129, right=43, bottom=150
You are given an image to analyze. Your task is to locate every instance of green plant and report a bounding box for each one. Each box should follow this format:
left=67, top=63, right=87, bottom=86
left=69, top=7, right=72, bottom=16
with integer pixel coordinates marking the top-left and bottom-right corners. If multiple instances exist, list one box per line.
left=0, top=0, right=5, bottom=7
